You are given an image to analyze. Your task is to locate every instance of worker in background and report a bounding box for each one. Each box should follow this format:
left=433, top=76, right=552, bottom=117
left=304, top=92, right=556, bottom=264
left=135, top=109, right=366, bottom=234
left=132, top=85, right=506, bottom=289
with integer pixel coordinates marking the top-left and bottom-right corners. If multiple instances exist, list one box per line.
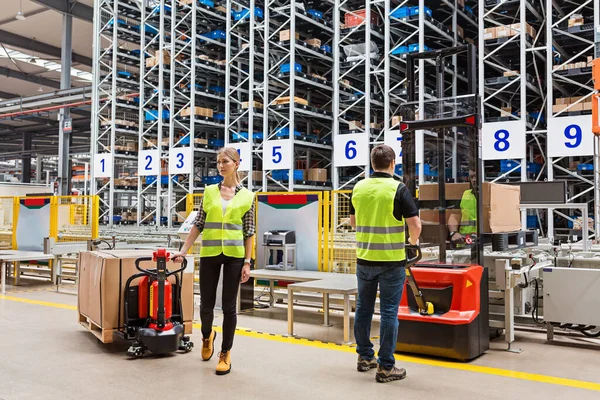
left=172, top=147, right=255, bottom=376
left=447, top=169, right=477, bottom=247
left=350, top=144, right=422, bottom=383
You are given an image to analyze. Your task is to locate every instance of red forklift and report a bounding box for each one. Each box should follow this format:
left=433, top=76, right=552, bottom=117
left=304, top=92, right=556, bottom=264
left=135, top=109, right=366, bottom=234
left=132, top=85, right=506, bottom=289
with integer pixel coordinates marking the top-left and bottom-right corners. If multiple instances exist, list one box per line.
left=397, top=44, right=489, bottom=361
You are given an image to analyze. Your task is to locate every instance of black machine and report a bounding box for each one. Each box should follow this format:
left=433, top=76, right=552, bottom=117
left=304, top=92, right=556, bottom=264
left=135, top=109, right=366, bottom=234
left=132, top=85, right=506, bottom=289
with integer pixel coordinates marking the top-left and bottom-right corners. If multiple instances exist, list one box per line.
left=121, top=249, right=193, bottom=358
left=396, top=44, right=489, bottom=361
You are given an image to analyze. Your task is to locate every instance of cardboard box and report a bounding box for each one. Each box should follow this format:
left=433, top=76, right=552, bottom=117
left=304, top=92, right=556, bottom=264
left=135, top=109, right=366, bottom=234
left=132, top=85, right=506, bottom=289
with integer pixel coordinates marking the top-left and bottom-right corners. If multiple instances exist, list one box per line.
left=568, top=15, right=584, bottom=27
left=501, top=107, right=512, bottom=117
left=552, top=104, right=568, bottom=114
left=242, top=101, right=263, bottom=109
left=279, top=29, right=300, bottom=41
left=391, top=115, right=402, bottom=127
left=483, top=27, right=497, bottom=40
left=77, top=250, right=194, bottom=341
left=503, top=70, right=518, bottom=77
left=481, top=182, right=521, bottom=233
left=348, top=120, right=364, bottom=130
left=307, top=168, right=327, bottom=182
left=555, top=97, right=569, bottom=105
left=306, top=38, right=321, bottom=47
left=181, top=106, right=213, bottom=117
left=419, top=209, right=462, bottom=226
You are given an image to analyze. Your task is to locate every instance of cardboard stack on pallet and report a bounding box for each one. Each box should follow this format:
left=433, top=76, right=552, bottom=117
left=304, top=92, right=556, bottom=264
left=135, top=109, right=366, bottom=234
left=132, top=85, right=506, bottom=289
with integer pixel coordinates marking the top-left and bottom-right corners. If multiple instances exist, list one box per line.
left=483, top=22, right=536, bottom=40
left=77, top=250, right=194, bottom=343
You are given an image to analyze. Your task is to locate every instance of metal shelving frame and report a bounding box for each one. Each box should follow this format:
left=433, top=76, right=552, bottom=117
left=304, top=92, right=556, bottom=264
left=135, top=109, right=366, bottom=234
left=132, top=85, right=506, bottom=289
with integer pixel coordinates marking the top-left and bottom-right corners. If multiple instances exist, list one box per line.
left=545, top=0, right=599, bottom=240
left=263, top=0, right=335, bottom=192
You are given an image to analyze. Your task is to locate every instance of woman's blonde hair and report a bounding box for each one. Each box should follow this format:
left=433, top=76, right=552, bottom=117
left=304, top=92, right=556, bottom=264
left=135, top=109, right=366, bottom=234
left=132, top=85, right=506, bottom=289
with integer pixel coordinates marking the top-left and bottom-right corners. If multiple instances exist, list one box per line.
left=217, top=146, right=241, bottom=184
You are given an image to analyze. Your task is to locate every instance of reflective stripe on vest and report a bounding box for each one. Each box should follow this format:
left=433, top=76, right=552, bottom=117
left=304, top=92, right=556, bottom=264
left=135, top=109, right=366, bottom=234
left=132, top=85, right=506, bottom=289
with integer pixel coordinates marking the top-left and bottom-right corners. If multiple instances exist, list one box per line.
left=200, top=184, right=254, bottom=258
left=459, top=189, right=477, bottom=235
left=351, top=177, right=406, bottom=262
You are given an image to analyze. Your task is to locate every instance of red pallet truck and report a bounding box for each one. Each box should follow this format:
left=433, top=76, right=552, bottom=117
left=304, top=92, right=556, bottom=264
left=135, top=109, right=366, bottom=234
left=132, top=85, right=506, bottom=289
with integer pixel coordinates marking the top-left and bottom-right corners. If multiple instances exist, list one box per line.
left=396, top=44, right=489, bottom=361
left=122, top=248, right=193, bottom=358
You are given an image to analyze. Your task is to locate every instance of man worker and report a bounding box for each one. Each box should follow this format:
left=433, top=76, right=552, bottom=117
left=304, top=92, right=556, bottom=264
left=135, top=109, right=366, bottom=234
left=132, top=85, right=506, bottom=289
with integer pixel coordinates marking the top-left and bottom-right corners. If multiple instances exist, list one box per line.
left=447, top=169, right=477, bottom=247
left=349, top=144, right=422, bottom=383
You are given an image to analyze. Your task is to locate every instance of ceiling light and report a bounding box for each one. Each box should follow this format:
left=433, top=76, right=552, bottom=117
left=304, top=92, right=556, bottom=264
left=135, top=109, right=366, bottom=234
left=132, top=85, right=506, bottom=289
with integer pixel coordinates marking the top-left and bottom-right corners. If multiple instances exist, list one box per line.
left=16, top=0, right=25, bottom=20
left=38, top=86, right=43, bottom=92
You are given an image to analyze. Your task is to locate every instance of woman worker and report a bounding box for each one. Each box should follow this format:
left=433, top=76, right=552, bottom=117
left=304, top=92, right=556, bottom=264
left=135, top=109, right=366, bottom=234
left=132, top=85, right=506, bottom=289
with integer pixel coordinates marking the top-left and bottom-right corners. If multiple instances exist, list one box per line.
left=172, top=147, right=255, bottom=375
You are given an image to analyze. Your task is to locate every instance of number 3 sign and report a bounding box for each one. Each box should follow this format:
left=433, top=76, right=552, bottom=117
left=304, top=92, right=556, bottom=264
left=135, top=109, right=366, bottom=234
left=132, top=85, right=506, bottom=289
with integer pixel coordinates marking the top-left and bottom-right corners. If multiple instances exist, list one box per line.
left=548, top=115, right=593, bottom=157
left=169, top=147, right=192, bottom=174
left=482, top=120, right=526, bottom=161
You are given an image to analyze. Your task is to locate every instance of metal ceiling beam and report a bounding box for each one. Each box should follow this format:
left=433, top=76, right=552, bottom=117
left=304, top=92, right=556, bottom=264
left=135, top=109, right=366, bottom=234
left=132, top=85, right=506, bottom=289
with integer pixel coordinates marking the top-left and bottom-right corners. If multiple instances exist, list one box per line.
left=0, top=66, right=61, bottom=89
left=0, top=30, right=92, bottom=66
left=0, top=90, right=19, bottom=99
left=30, top=0, right=93, bottom=22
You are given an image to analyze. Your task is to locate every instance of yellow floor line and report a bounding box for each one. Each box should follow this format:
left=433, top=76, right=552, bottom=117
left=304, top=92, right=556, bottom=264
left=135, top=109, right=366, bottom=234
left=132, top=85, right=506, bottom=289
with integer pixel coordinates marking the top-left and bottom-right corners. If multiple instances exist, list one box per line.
left=2, top=294, right=600, bottom=392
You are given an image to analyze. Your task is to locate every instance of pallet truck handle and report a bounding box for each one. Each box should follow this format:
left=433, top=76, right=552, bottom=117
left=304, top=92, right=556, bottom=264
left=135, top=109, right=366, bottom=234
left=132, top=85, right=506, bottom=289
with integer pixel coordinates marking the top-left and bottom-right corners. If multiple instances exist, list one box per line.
left=134, top=256, right=187, bottom=276
left=404, top=245, right=434, bottom=316
left=406, top=245, right=422, bottom=266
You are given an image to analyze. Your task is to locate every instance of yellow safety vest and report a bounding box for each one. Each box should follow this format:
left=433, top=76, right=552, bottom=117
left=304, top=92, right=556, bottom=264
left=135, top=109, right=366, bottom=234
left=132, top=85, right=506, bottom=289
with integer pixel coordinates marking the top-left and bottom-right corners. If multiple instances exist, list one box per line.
left=200, top=184, right=254, bottom=258
left=459, top=189, right=477, bottom=235
left=351, top=178, right=406, bottom=262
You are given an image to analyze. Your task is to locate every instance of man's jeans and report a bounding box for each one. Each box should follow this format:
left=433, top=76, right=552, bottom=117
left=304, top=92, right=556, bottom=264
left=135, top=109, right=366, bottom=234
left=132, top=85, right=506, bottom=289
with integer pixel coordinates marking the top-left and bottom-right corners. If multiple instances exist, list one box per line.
left=354, top=263, right=406, bottom=370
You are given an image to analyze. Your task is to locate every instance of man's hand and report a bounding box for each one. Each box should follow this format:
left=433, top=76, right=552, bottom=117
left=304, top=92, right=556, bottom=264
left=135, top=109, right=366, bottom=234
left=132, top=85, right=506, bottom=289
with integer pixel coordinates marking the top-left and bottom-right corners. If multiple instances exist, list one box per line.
left=409, top=237, right=419, bottom=246
left=241, top=262, right=251, bottom=283
left=171, top=252, right=186, bottom=263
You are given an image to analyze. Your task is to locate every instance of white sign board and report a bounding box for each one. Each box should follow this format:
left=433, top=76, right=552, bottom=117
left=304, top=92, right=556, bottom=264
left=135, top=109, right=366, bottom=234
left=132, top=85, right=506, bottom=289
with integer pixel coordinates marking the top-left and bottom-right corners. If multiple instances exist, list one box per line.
left=169, top=147, right=192, bottom=174
left=334, top=133, right=369, bottom=167
left=263, top=139, right=292, bottom=170
left=482, top=120, right=526, bottom=161
left=138, top=150, right=160, bottom=176
left=94, top=153, right=113, bottom=178
left=231, top=142, right=251, bottom=172
left=548, top=115, right=593, bottom=157
left=384, top=129, right=403, bottom=164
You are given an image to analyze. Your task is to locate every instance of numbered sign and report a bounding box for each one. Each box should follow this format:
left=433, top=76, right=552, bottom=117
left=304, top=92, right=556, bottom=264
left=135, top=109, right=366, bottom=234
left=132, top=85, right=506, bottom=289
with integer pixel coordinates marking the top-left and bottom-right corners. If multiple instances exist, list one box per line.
left=94, top=153, right=113, bottom=178
left=384, top=129, right=403, bottom=164
left=231, top=142, right=251, bottom=172
left=263, top=139, right=292, bottom=170
left=169, top=147, right=192, bottom=174
left=482, top=120, right=526, bottom=160
left=548, top=115, right=593, bottom=157
left=334, top=133, right=369, bottom=167
left=138, top=150, right=160, bottom=176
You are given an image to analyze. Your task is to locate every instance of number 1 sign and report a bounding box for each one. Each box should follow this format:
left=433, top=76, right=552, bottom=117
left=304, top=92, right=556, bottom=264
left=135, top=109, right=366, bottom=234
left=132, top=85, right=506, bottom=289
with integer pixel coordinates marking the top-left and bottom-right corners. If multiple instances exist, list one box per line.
left=482, top=120, right=526, bottom=161
left=548, top=115, right=593, bottom=157
left=94, top=153, right=113, bottom=178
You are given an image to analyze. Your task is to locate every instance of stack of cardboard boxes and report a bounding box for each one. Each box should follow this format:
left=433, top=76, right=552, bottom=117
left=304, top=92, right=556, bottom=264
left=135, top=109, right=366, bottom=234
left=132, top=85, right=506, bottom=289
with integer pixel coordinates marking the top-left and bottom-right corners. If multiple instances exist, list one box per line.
left=483, top=22, right=536, bottom=41
left=553, top=96, right=592, bottom=114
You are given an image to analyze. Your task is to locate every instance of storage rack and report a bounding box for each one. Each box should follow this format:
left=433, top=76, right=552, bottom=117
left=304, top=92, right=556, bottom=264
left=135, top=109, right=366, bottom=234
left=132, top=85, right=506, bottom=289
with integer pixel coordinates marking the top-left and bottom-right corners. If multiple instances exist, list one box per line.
left=545, top=0, right=599, bottom=241
left=262, top=0, right=335, bottom=191
left=225, top=0, right=265, bottom=191
left=92, top=0, right=144, bottom=226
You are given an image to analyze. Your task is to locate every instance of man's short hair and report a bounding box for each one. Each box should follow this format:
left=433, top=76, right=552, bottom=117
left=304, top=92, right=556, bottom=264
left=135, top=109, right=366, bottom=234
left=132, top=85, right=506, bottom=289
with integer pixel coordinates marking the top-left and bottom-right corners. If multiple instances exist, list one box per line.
left=371, top=144, right=396, bottom=170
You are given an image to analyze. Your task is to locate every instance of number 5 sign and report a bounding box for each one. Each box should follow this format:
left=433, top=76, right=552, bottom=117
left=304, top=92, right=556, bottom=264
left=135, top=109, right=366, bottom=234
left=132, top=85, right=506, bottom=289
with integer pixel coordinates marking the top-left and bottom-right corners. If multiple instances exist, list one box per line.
left=548, top=115, right=593, bottom=157
left=334, top=133, right=369, bottom=167
left=263, top=139, right=292, bottom=170
left=482, top=120, right=526, bottom=161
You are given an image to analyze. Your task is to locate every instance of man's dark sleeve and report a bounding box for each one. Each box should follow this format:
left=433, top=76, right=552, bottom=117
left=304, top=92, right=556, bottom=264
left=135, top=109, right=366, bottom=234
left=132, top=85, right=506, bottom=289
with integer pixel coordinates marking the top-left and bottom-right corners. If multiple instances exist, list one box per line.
left=393, top=184, right=419, bottom=221
left=349, top=190, right=355, bottom=215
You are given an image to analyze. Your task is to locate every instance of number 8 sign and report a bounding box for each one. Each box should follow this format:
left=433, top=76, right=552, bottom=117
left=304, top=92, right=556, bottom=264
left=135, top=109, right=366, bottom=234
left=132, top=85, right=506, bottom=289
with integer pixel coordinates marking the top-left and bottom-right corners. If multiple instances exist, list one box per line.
left=482, top=120, right=526, bottom=161
left=548, top=115, right=593, bottom=157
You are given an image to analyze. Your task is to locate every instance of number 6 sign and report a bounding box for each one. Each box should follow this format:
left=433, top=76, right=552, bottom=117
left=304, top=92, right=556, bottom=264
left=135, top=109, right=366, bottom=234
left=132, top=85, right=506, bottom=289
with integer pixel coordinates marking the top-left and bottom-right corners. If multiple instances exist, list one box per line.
left=334, top=133, right=369, bottom=167
left=482, top=120, right=526, bottom=161
left=548, top=115, right=593, bottom=157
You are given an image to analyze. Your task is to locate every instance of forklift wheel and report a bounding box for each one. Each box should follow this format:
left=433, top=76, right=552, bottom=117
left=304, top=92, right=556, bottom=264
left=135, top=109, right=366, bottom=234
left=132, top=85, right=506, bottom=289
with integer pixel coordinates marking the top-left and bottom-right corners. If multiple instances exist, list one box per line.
left=179, top=340, right=194, bottom=353
left=127, top=344, right=144, bottom=359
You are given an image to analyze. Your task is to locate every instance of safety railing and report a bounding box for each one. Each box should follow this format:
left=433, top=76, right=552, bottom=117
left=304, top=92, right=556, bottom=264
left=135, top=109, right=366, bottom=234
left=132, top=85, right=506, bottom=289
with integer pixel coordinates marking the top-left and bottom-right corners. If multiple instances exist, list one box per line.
left=0, top=196, right=14, bottom=249
left=324, top=190, right=356, bottom=274
left=55, top=195, right=100, bottom=242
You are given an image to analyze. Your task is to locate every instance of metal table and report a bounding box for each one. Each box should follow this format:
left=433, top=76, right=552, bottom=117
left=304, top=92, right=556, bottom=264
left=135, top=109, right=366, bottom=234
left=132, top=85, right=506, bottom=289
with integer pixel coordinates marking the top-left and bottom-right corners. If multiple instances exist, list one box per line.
left=0, top=251, right=55, bottom=294
left=287, top=277, right=358, bottom=343
left=249, top=269, right=335, bottom=306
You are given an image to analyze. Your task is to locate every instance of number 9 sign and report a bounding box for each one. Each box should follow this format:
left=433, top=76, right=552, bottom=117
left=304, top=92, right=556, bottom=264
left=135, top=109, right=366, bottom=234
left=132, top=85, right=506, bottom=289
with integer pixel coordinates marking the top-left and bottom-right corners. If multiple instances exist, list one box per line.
left=169, top=147, right=192, bottom=174
left=334, top=133, right=369, bottom=167
left=548, top=115, right=593, bottom=157
left=482, top=120, right=526, bottom=161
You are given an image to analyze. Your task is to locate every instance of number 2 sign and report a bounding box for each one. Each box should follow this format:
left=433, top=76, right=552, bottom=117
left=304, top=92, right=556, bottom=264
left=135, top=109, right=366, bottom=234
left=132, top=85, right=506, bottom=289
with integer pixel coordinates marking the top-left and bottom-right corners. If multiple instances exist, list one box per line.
left=548, top=115, right=593, bottom=157
left=482, top=120, right=526, bottom=161
left=138, top=150, right=160, bottom=176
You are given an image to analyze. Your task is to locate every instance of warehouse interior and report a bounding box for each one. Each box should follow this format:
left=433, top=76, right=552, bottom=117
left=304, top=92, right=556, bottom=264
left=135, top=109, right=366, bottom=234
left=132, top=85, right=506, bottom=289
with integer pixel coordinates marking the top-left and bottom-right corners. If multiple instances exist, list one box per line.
left=2, top=0, right=600, bottom=398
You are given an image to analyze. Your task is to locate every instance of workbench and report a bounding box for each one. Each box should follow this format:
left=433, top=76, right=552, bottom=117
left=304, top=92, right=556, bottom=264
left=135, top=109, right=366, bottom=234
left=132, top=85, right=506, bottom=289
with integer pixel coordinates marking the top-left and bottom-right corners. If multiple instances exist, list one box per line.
left=249, top=269, right=358, bottom=343
left=0, top=251, right=55, bottom=294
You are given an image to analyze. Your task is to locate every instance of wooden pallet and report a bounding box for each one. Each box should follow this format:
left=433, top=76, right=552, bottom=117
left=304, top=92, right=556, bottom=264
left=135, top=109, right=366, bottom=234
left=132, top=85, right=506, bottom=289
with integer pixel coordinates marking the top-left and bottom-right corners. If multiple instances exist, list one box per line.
left=78, top=313, right=115, bottom=344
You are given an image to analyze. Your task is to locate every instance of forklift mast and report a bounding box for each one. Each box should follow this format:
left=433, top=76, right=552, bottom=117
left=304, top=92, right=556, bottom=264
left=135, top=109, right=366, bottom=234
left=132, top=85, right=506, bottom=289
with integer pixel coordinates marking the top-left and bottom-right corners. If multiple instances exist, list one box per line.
left=400, top=43, right=483, bottom=266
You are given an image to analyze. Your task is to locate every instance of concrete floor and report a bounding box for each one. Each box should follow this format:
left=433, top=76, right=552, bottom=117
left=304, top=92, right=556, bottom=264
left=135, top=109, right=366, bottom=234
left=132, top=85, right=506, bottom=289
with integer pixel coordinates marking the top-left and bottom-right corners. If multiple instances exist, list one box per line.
left=1, top=279, right=600, bottom=400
